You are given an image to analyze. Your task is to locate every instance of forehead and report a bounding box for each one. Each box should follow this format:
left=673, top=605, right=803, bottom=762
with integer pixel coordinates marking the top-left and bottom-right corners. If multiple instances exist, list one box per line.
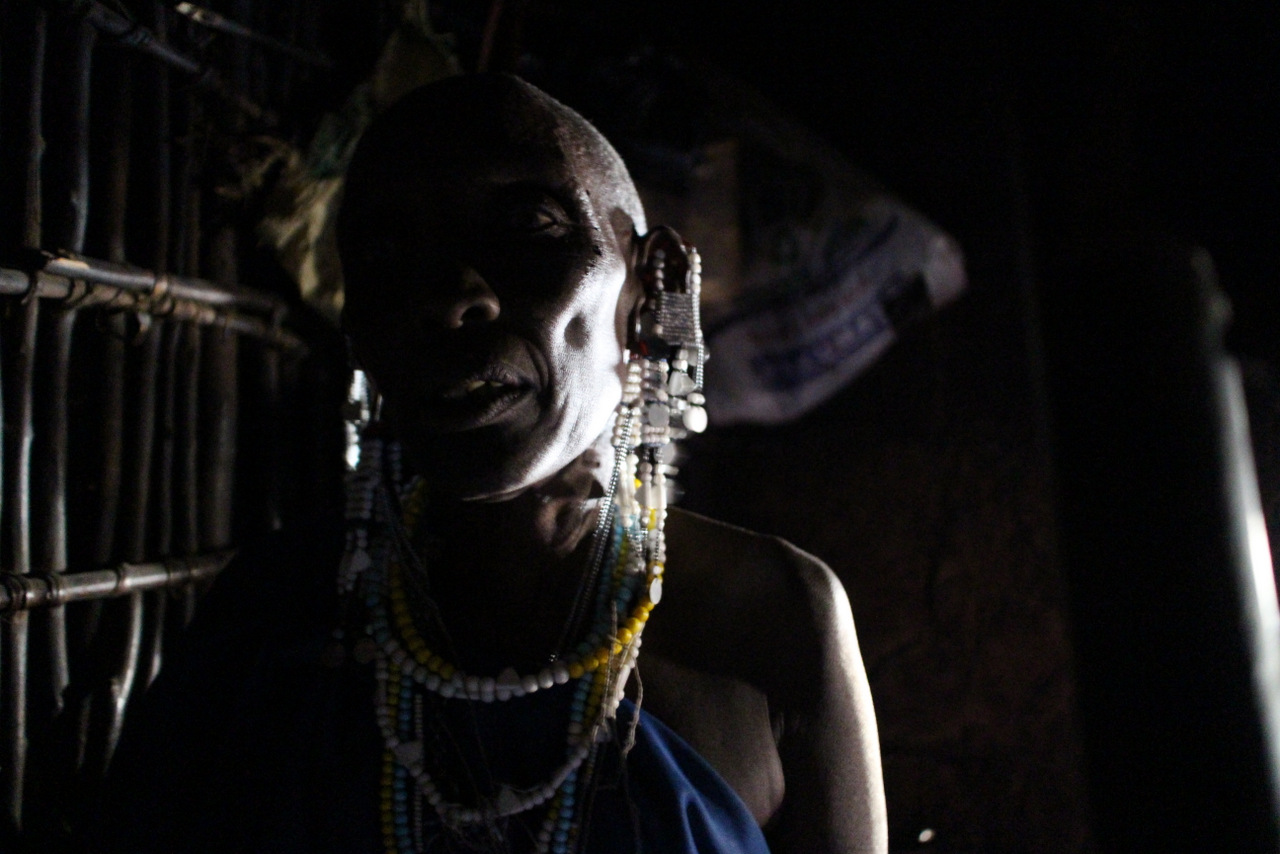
left=348, top=95, right=611, bottom=217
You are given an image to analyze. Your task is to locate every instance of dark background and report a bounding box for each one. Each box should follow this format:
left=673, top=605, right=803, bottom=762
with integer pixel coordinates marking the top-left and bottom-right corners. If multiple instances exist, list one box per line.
left=565, top=3, right=1278, bottom=852
left=10, top=1, right=1280, bottom=851
left=258, top=1, right=1280, bottom=850
left=560, top=3, right=1280, bottom=851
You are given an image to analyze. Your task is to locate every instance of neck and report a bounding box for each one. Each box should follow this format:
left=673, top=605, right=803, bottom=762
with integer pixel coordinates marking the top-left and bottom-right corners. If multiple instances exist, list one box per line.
left=423, top=442, right=607, bottom=558
left=407, top=445, right=612, bottom=672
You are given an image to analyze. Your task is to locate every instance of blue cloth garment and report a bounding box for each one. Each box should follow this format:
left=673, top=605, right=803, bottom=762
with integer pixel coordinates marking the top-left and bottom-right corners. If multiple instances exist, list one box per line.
left=593, top=699, right=773, bottom=854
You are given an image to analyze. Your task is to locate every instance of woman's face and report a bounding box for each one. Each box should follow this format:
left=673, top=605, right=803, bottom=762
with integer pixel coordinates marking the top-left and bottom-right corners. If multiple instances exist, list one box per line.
left=341, top=111, right=640, bottom=501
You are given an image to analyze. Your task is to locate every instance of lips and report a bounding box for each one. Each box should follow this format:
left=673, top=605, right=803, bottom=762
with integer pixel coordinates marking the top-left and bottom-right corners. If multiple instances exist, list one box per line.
left=412, top=363, right=536, bottom=432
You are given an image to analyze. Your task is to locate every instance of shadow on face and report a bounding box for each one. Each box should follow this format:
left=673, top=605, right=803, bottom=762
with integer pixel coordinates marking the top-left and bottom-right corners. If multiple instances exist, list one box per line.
left=338, top=75, right=648, bottom=501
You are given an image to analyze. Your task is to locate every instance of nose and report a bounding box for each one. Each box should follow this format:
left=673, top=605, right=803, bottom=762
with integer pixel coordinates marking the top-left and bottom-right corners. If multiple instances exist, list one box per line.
left=424, top=263, right=501, bottom=329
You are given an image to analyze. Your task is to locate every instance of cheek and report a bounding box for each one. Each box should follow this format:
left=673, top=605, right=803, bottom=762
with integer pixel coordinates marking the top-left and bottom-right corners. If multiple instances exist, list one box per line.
left=559, top=256, right=628, bottom=360
left=564, top=315, right=589, bottom=350
left=551, top=268, right=628, bottom=434
left=582, top=279, right=629, bottom=385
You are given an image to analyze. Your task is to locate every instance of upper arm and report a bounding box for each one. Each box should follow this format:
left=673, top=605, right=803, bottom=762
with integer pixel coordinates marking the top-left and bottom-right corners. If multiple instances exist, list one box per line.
left=764, top=547, right=888, bottom=854
left=659, top=510, right=887, bottom=852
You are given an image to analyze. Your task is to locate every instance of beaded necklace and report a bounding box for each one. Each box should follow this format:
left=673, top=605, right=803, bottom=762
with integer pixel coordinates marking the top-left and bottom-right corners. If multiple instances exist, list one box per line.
left=338, top=242, right=704, bottom=854
left=339, top=401, right=661, bottom=853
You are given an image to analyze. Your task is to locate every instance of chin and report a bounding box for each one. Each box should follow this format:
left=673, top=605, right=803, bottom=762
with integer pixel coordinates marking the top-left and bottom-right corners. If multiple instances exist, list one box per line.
left=400, top=430, right=571, bottom=503
left=395, top=401, right=618, bottom=503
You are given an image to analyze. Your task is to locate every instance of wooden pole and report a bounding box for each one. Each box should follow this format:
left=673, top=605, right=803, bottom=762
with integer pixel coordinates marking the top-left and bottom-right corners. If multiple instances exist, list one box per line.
left=85, top=0, right=161, bottom=779
left=0, top=552, right=233, bottom=613
left=172, top=2, right=333, bottom=69
left=129, top=0, right=171, bottom=699
left=0, top=267, right=304, bottom=351
left=63, top=18, right=133, bottom=718
left=43, top=14, right=95, bottom=253
left=199, top=322, right=238, bottom=553
left=174, top=323, right=201, bottom=627
left=141, top=321, right=180, bottom=688
left=31, top=6, right=96, bottom=732
left=29, top=308, right=73, bottom=716
left=172, top=83, right=203, bottom=628
left=153, top=324, right=180, bottom=561
left=48, top=0, right=276, bottom=125
left=0, top=6, right=46, bottom=839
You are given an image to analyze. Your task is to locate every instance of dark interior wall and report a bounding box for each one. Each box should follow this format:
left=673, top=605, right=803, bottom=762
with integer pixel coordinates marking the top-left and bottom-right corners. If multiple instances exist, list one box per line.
left=7, top=1, right=1276, bottom=851
left=652, top=2, right=1280, bottom=851
left=672, top=6, right=1089, bottom=845
left=669, top=2, right=1279, bottom=354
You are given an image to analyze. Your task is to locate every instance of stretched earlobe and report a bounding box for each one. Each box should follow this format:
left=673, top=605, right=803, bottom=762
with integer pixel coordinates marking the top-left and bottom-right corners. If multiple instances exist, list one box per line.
left=634, top=226, right=692, bottom=301
left=630, top=226, right=704, bottom=355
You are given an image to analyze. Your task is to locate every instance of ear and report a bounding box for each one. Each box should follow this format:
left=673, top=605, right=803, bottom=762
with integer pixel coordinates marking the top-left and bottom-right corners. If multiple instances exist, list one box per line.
left=627, top=226, right=704, bottom=356
left=631, top=224, right=693, bottom=307
left=628, top=226, right=689, bottom=350
left=633, top=225, right=693, bottom=300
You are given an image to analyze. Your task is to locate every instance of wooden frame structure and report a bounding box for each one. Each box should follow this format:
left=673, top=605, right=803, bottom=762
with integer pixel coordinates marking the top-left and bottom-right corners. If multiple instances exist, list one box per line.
left=0, top=2, right=343, bottom=849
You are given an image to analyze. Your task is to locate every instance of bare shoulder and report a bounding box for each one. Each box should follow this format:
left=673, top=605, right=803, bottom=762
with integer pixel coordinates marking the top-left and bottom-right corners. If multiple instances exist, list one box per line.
left=656, top=507, right=857, bottom=706
left=664, top=506, right=844, bottom=603
left=665, top=506, right=840, bottom=588
left=655, top=508, right=887, bottom=853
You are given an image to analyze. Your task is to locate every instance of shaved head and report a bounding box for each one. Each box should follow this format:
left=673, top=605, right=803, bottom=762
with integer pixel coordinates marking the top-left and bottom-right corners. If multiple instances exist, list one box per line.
left=340, top=74, right=646, bottom=260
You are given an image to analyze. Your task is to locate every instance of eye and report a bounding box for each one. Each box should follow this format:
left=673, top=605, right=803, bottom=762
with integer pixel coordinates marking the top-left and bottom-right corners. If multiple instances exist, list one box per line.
left=502, top=195, right=571, bottom=236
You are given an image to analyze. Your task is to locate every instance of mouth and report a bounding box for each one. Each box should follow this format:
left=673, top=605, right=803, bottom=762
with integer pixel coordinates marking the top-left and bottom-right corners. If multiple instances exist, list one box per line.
left=416, top=367, right=535, bottom=432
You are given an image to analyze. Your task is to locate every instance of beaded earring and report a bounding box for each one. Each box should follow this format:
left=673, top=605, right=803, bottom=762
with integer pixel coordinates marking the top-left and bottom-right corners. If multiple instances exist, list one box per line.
left=607, top=229, right=707, bottom=617
left=622, top=227, right=707, bottom=516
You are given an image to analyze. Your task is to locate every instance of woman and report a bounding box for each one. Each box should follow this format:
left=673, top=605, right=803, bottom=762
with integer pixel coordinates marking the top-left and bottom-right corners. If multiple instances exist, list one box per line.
left=101, top=74, right=886, bottom=854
